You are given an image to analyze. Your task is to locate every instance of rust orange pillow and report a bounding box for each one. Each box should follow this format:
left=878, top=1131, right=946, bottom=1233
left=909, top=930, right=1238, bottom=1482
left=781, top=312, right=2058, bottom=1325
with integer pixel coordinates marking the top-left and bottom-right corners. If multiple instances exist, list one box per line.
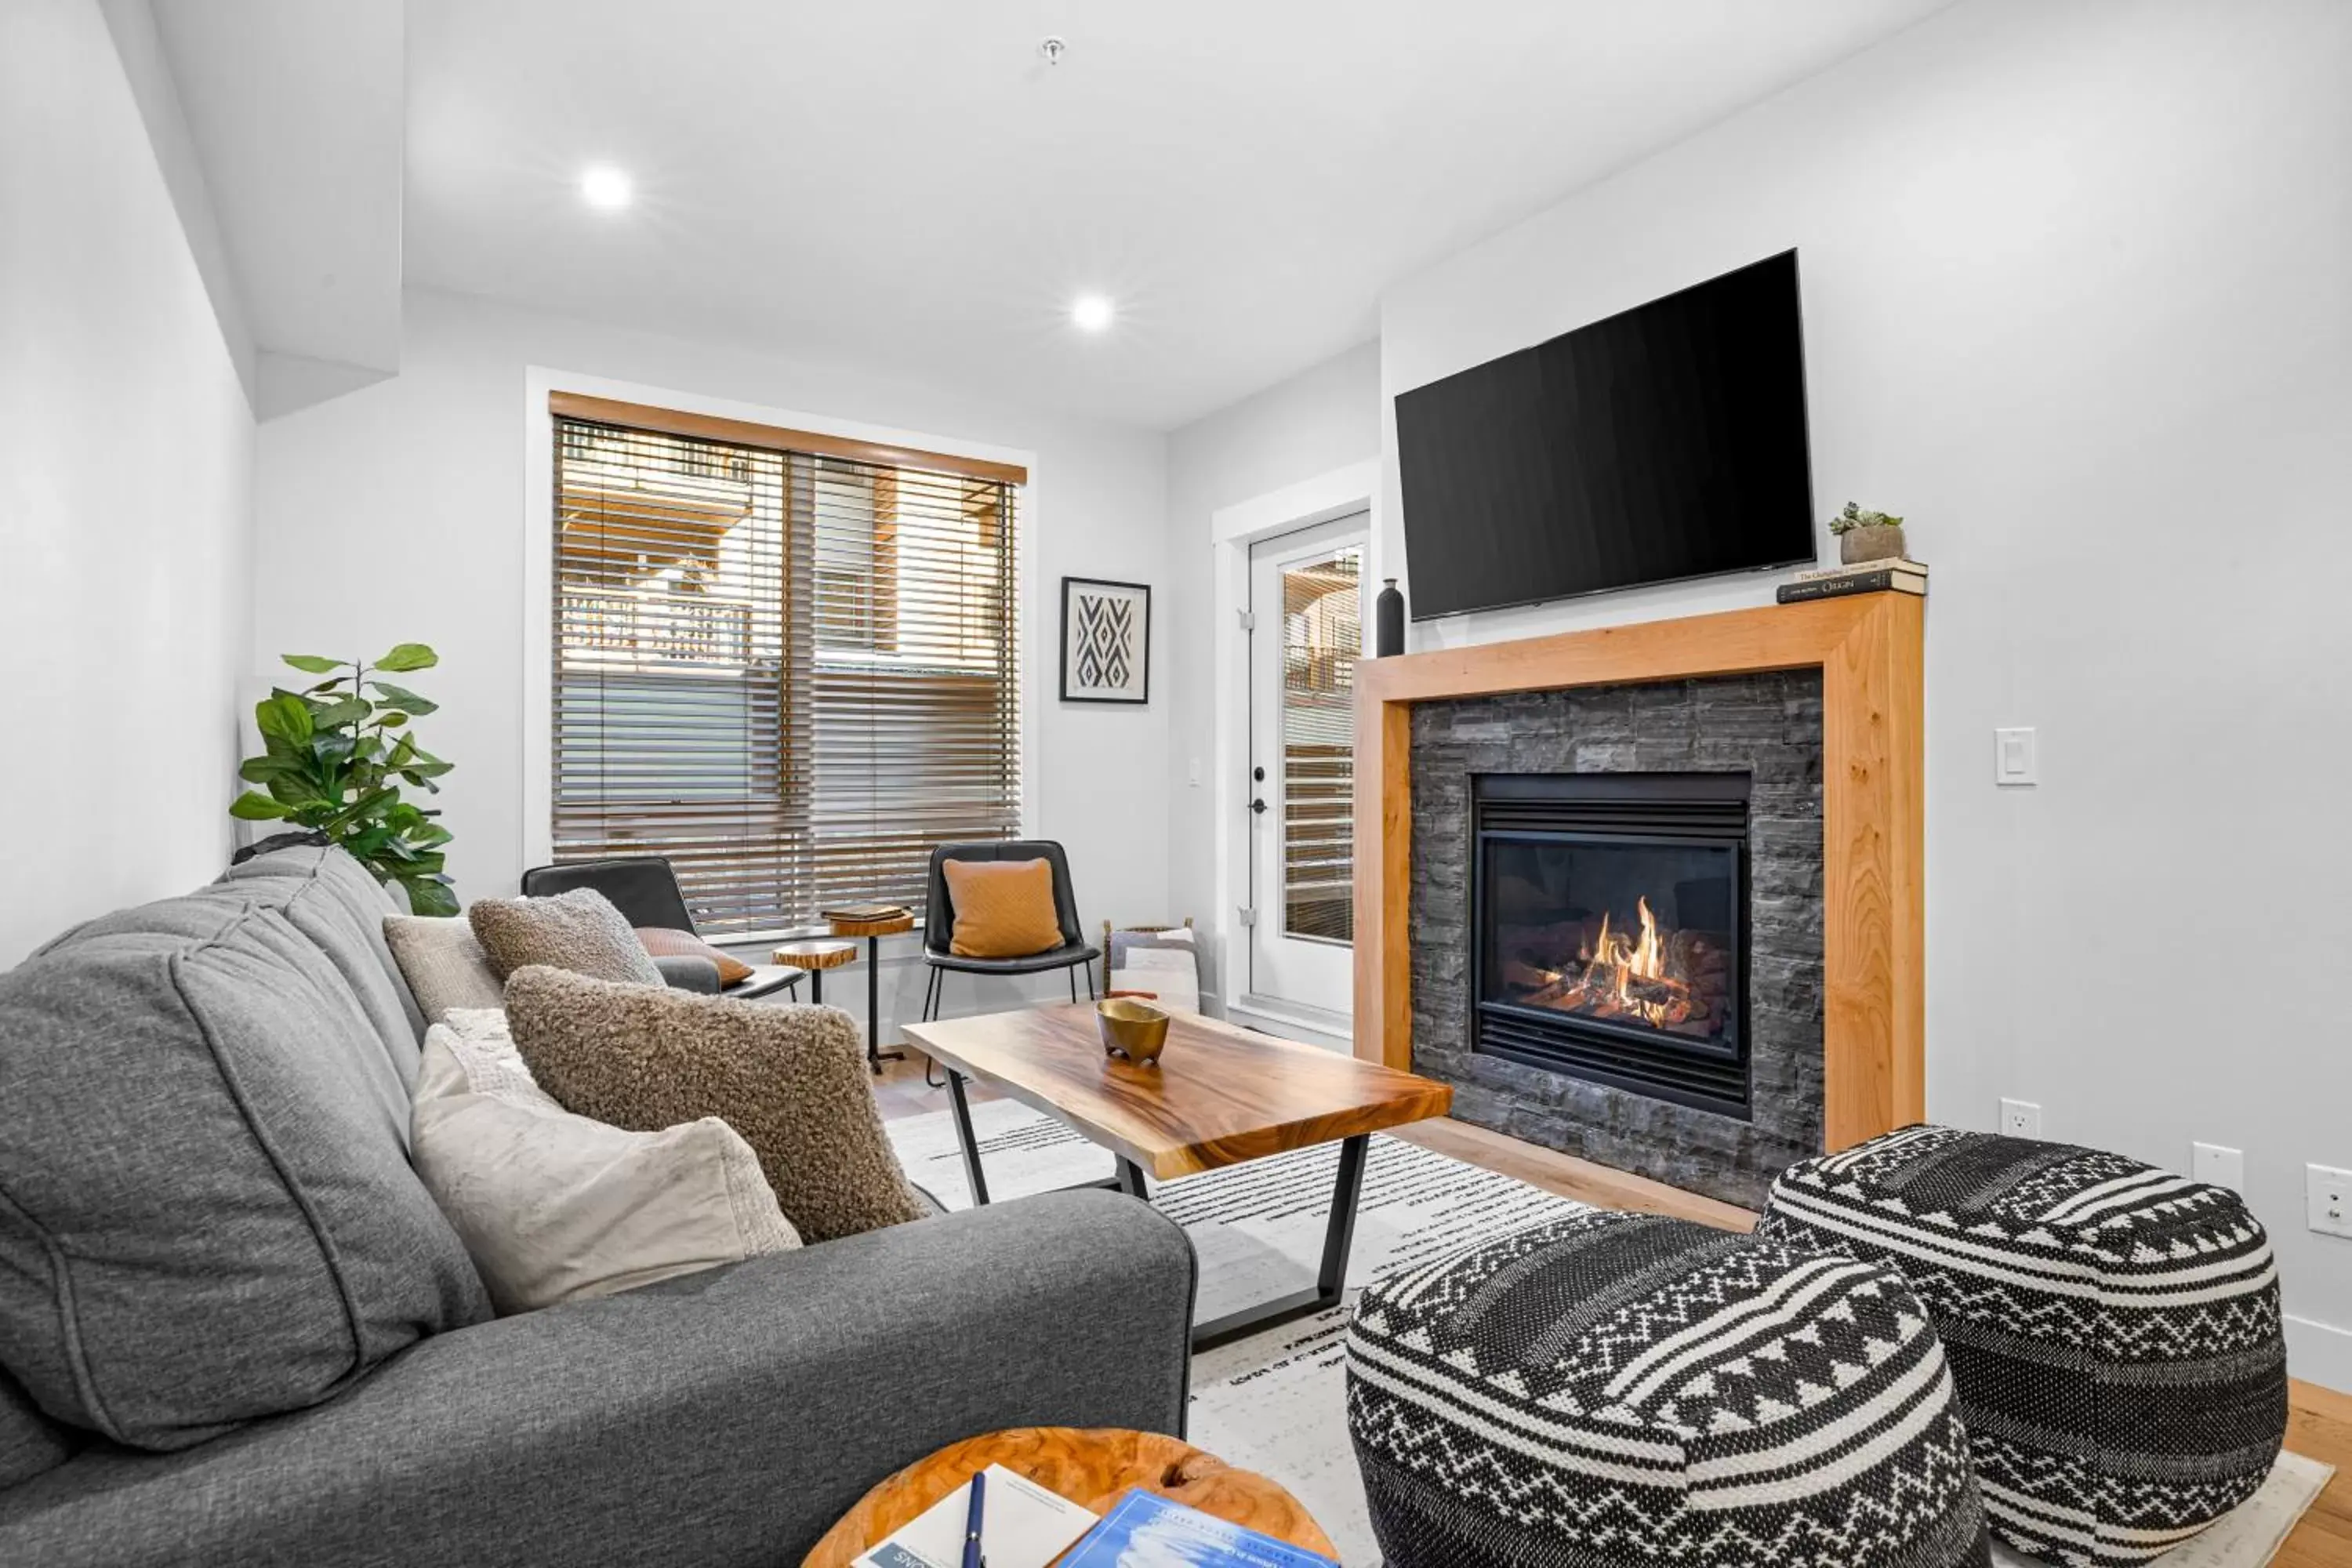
left=633, top=927, right=756, bottom=987
left=942, top=858, right=1063, bottom=959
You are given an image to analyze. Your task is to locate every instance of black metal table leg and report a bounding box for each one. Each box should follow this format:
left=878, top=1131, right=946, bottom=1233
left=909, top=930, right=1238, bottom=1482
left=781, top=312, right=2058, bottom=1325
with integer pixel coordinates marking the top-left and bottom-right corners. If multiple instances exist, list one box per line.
left=1117, top=1157, right=1150, bottom=1199
left=946, top=1070, right=991, bottom=1207
left=864, top=935, right=904, bottom=1075
left=1189, top=1134, right=1370, bottom=1352
left=808, top=968, right=823, bottom=1006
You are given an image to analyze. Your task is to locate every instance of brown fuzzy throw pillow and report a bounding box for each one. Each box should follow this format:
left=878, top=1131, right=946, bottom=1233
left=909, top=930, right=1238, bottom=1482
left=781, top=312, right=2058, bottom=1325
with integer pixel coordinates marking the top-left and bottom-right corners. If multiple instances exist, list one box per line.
left=501, top=966, right=928, bottom=1243
left=469, top=889, right=665, bottom=987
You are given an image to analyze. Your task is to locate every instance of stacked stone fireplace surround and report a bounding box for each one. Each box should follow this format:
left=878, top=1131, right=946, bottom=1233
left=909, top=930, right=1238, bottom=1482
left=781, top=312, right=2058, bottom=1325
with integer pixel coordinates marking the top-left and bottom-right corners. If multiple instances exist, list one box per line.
left=1406, top=670, right=1826, bottom=1210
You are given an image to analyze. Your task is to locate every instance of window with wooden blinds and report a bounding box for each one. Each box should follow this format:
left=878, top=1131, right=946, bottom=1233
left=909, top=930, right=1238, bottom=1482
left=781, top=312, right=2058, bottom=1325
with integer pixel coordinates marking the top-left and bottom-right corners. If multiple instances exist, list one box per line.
left=551, top=411, right=1020, bottom=935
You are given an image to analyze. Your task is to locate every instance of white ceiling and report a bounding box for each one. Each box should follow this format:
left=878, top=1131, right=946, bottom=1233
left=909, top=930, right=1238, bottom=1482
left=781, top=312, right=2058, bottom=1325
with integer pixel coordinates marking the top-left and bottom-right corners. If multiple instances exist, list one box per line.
left=150, top=0, right=403, bottom=376
left=416, top=3, right=1947, bottom=429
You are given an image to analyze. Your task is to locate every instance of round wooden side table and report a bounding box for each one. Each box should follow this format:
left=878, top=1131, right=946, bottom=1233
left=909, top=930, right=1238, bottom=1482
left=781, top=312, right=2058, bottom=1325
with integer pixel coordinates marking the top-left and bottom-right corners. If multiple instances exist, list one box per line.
left=802, top=1427, right=1336, bottom=1568
left=770, top=938, right=857, bottom=1006
left=829, top=909, right=916, bottom=1074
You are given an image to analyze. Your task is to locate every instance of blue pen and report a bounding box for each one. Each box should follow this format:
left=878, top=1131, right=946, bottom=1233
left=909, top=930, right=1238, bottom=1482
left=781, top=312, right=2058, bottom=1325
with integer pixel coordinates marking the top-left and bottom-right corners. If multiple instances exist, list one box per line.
left=961, top=1468, right=986, bottom=1568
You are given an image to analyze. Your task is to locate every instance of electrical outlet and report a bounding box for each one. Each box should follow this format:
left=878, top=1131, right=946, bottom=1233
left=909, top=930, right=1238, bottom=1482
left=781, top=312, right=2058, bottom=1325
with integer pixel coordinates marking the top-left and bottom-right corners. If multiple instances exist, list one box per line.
left=2192, top=1142, right=2245, bottom=1191
left=2000, top=1098, right=2042, bottom=1138
left=2310, top=1164, right=2352, bottom=1240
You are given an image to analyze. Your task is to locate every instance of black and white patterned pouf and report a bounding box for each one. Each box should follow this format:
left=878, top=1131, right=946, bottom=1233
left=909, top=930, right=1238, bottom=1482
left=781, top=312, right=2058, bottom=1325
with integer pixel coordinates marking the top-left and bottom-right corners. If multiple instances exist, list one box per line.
left=1344, top=1210, right=1992, bottom=1568
left=1758, top=1126, right=2287, bottom=1566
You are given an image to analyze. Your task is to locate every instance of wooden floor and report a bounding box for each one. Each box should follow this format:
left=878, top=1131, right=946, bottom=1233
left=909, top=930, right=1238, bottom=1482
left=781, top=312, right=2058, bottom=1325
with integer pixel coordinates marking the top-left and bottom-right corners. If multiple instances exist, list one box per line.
left=870, top=1056, right=2350, bottom=1563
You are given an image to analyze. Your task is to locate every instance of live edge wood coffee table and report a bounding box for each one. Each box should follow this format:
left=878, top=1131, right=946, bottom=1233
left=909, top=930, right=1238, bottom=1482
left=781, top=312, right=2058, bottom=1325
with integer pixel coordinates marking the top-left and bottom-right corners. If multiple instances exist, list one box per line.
left=803, top=1427, right=1338, bottom=1566
left=900, top=1002, right=1452, bottom=1350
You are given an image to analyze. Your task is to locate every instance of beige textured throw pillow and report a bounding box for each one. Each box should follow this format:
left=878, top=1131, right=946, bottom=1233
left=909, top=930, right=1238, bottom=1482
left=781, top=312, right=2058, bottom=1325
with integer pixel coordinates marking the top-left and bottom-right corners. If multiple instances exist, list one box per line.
left=468, top=888, right=665, bottom=987
left=503, top=966, right=929, bottom=1243
left=383, top=914, right=506, bottom=1023
left=411, top=1011, right=799, bottom=1314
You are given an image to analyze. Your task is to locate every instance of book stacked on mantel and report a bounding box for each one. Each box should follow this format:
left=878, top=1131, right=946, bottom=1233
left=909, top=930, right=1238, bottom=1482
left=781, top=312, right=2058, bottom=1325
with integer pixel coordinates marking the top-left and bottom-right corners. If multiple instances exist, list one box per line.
left=1776, top=557, right=1927, bottom=604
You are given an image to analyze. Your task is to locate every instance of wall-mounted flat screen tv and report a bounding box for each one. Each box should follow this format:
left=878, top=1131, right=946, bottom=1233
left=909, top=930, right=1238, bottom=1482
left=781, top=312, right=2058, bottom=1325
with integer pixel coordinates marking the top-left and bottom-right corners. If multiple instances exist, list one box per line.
left=1394, top=250, right=1816, bottom=619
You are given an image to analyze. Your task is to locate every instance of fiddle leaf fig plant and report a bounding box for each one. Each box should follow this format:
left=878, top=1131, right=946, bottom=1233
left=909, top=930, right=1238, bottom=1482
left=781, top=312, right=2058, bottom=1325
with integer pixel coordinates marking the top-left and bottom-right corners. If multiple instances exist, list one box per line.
left=230, top=644, right=458, bottom=915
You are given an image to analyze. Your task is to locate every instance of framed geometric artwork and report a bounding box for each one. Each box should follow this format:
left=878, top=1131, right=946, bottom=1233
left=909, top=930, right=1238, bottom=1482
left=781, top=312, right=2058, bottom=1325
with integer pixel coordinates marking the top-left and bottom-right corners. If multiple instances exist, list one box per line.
left=1058, top=576, right=1152, bottom=704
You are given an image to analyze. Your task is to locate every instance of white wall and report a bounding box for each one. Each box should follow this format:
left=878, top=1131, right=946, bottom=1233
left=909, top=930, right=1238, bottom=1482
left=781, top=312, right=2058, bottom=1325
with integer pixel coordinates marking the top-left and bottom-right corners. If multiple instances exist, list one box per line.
left=1163, top=341, right=1382, bottom=999
left=252, top=285, right=1169, bottom=1032
left=1378, top=0, right=2352, bottom=1385
left=0, top=0, right=255, bottom=967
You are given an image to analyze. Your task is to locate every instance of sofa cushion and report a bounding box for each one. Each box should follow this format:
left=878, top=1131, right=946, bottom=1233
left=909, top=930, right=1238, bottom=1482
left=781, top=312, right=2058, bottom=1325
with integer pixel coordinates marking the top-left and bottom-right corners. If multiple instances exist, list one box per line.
left=0, top=883, right=492, bottom=1451
left=0, top=1368, right=74, bottom=1490
left=503, top=967, right=928, bottom=1243
left=221, top=845, right=428, bottom=1069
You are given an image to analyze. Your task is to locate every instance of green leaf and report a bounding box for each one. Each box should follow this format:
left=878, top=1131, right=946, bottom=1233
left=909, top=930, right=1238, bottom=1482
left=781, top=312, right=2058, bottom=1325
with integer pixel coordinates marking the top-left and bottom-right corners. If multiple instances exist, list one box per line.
left=401, top=877, right=460, bottom=918
left=239, top=756, right=292, bottom=783
left=254, top=691, right=313, bottom=744
left=280, top=654, right=345, bottom=675
left=409, top=823, right=454, bottom=850
left=376, top=712, right=409, bottom=729
left=401, top=757, right=454, bottom=779
left=375, top=643, right=439, bottom=673
left=368, top=681, right=438, bottom=716
left=310, top=697, right=369, bottom=730
left=230, top=790, right=290, bottom=820
left=266, top=771, right=328, bottom=807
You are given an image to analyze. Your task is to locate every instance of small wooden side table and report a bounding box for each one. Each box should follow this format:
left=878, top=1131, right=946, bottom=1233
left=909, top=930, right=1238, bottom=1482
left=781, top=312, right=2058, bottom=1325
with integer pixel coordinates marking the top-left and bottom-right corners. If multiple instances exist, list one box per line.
left=829, top=909, right=916, bottom=1074
left=801, top=1426, right=1336, bottom=1568
left=770, top=938, right=856, bottom=1008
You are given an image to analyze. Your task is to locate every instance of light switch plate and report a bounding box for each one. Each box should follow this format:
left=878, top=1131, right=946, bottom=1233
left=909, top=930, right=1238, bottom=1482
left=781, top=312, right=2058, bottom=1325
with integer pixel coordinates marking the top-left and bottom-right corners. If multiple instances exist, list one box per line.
left=2311, top=1164, right=2352, bottom=1240
left=2193, top=1142, right=2245, bottom=1191
left=2000, top=1098, right=2042, bottom=1138
left=1995, top=727, right=2038, bottom=786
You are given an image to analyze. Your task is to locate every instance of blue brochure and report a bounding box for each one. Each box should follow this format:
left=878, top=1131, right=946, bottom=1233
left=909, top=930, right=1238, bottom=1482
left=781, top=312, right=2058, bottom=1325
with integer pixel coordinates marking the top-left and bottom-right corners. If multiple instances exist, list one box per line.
left=1058, top=1489, right=1338, bottom=1568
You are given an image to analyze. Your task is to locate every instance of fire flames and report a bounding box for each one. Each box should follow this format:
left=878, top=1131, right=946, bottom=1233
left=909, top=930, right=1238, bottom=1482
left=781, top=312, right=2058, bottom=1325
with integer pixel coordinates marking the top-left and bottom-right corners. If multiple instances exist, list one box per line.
left=1524, top=896, right=1697, bottom=1029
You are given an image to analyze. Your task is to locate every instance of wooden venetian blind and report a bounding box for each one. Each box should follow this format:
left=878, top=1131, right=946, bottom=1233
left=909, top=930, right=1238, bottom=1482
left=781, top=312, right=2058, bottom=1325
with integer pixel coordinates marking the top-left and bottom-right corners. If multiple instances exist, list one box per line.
left=551, top=405, right=1020, bottom=934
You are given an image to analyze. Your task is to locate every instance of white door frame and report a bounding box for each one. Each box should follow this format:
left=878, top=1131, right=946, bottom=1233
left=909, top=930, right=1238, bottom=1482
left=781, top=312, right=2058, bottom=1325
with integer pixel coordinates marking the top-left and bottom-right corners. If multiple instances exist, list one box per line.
left=1209, top=459, right=1382, bottom=1044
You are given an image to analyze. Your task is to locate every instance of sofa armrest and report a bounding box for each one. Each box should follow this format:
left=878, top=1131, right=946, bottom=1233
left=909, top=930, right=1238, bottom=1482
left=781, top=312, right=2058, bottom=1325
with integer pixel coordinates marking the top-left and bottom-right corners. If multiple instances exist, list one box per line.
left=652, top=952, right=723, bottom=992
left=0, top=1191, right=1196, bottom=1568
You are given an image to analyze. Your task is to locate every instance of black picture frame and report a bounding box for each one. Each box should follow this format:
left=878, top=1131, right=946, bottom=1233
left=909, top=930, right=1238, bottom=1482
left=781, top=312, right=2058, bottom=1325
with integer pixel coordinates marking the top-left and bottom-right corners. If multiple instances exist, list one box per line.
left=1058, top=576, right=1152, bottom=704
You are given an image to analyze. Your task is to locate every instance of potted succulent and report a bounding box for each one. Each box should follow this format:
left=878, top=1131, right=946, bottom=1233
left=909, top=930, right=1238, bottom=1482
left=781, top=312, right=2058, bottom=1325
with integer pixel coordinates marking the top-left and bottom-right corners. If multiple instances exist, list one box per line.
left=1830, top=502, right=1907, bottom=565
left=230, top=644, right=458, bottom=914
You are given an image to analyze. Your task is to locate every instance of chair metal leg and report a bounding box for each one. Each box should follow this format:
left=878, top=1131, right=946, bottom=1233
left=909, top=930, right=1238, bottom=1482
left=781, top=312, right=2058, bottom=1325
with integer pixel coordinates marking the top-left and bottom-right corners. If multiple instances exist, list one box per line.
left=1068, top=964, right=1078, bottom=1003
left=922, top=964, right=948, bottom=1088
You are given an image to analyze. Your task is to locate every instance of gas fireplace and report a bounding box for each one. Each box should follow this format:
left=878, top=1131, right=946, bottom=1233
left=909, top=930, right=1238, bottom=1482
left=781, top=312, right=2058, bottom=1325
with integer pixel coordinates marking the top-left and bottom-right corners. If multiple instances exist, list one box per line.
left=1472, top=772, right=1751, bottom=1118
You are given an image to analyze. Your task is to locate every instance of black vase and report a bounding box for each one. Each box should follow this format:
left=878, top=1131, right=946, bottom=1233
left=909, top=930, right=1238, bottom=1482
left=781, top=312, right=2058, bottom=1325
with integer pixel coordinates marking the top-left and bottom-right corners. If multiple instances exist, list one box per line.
left=1375, top=579, right=1405, bottom=657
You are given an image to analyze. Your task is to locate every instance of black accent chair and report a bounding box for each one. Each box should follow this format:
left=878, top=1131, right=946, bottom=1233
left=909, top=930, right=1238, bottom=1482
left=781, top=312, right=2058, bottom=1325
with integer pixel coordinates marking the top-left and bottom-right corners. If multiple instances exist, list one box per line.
left=518, top=856, right=802, bottom=1002
left=919, top=840, right=1101, bottom=1030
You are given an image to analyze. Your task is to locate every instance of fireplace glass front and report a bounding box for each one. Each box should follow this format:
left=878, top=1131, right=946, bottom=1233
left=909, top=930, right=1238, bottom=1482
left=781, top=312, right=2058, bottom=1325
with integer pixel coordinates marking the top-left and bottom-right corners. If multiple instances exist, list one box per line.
left=1472, top=772, right=1751, bottom=1116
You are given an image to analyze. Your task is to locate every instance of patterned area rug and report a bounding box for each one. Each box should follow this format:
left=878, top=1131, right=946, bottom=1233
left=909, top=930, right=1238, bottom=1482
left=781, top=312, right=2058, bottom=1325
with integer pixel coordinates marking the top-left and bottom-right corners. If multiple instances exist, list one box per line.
left=887, top=1102, right=2332, bottom=1567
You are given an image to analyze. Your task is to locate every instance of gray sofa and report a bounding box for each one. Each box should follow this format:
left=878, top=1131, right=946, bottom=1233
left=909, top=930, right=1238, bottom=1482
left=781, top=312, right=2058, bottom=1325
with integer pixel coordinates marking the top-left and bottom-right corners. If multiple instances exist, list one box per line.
left=0, top=846, right=1196, bottom=1566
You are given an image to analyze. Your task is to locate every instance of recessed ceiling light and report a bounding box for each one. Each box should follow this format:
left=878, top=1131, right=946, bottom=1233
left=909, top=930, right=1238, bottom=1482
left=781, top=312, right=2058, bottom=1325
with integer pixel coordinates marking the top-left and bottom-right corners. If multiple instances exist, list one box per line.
left=579, top=165, right=633, bottom=211
left=1072, top=294, right=1114, bottom=332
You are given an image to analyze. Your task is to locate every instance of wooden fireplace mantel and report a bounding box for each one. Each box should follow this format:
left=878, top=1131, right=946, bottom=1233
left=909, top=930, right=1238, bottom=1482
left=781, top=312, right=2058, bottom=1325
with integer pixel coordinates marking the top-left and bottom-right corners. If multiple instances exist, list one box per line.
left=1351, top=591, right=1924, bottom=1152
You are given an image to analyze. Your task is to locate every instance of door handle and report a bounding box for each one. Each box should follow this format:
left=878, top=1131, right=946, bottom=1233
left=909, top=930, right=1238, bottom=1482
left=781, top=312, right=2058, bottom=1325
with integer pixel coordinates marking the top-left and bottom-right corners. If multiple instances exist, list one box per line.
left=1250, top=797, right=1268, bottom=815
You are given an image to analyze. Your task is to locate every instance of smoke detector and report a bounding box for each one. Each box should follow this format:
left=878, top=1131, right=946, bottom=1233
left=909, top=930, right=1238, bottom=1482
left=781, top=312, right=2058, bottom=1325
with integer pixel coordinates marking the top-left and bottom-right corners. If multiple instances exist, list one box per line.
left=1038, top=36, right=1068, bottom=66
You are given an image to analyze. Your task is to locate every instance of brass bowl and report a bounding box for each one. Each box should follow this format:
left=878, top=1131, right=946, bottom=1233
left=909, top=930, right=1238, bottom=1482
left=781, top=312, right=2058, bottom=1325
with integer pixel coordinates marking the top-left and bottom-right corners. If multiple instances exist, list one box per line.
left=1096, top=997, right=1171, bottom=1065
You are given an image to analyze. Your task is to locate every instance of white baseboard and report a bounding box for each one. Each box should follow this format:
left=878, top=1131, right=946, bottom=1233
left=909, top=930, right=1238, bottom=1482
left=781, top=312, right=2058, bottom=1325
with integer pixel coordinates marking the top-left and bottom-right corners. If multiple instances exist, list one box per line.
left=1229, top=996, right=1352, bottom=1053
left=2287, top=1312, right=2352, bottom=1396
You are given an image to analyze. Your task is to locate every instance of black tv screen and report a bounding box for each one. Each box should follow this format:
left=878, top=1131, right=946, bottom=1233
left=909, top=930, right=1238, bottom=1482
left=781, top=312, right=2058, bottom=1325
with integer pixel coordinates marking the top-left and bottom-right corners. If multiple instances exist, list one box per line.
left=1395, top=251, right=1815, bottom=619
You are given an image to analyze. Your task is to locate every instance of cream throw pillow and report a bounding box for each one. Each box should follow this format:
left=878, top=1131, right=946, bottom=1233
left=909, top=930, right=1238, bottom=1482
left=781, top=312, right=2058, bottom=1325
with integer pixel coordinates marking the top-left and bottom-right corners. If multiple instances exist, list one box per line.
left=411, top=1011, right=799, bottom=1314
left=383, top=914, right=506, bottom=1023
